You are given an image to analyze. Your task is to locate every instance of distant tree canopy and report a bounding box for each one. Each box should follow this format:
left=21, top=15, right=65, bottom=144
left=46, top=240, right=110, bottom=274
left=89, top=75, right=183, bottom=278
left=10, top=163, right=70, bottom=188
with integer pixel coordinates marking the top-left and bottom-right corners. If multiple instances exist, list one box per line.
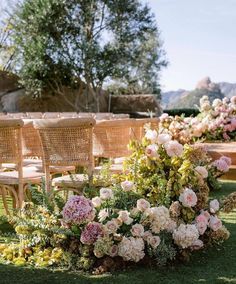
left=4, top=0, right=167, bottom=110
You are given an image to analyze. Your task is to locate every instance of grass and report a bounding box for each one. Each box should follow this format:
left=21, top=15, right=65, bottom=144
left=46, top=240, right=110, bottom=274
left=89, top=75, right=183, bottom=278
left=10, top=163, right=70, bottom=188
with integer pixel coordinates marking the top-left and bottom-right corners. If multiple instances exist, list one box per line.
left=0, top=181, right=236, bottom=284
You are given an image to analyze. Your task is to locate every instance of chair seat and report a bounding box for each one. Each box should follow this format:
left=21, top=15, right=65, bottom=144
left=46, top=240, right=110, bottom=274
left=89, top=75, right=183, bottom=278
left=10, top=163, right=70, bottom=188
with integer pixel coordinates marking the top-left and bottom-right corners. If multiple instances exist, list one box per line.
left=29, top=164, right=75, bottom=174
left=52, top=174, right=88, bottom=188
left=94, top=163, right=124, bottom=174
left=2, top=159, right=42, bottom=170
left=113, top=157, right=126, bottom=164
left=2, top=159, right=75, bottom=174
left=0, top=167, right=44, bottom=185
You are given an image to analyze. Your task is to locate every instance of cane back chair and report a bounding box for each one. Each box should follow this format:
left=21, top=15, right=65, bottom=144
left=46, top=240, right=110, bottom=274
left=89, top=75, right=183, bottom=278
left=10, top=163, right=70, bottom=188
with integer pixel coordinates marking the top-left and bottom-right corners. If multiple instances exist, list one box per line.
left=34, top=118, right=96, bottom=193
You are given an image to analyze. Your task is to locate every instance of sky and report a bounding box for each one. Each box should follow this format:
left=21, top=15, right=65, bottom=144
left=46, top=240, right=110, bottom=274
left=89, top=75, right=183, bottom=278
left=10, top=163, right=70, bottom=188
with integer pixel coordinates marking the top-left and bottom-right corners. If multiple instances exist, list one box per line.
left=147, top=0, right=236, bottom=91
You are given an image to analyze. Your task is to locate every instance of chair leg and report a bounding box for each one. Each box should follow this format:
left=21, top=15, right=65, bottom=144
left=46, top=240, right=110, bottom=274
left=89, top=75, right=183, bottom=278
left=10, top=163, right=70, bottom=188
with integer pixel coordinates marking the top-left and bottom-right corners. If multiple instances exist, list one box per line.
left=1, top=186, right=10, bottom=215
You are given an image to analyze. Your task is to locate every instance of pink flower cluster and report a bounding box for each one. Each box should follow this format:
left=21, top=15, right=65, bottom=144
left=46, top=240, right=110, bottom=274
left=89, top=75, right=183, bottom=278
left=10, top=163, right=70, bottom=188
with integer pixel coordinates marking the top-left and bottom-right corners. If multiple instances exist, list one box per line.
left=212, top=156, right=231, bottom=172
left=80, top=222, right=104, bottom=245
left=62, top=196, right=95, bottom=225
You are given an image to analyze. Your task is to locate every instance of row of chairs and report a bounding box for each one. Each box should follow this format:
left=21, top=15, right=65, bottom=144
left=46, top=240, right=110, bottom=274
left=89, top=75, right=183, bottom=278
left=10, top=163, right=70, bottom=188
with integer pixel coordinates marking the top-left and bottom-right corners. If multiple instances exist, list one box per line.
left=0, top=117, right=159, bottom=214
left=0, top=112, right=130, bottom=120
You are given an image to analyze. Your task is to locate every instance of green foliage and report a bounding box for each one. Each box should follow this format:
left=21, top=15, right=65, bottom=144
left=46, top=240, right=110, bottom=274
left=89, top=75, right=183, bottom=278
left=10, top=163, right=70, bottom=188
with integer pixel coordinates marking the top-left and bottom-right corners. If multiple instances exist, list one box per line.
left=164, top=108, right=200, bottom=117
left=8, top=0, right=166, bottom=103
left=147, top=232, right=176, bottom=266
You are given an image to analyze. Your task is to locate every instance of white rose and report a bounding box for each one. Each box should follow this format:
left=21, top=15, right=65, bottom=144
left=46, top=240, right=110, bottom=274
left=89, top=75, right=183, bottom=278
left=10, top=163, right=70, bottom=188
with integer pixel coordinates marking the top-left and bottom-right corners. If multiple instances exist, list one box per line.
left=92, top=196, right=102, bottom=208
left=195, top=166, right=208, bottom=179
left=143, top=230, right=153, bottom=241
left=137, top=199, right=150, bottom=212
left=145, top=129, right=158, bottom=142
left=131, top=224, right=144, bottom=237
left=100, top=187, right=113, bottom=200
left=118, top=210, right=133, bottom=225
left=157, top=133, right=172, bottom=145
left=209, top=199, right=220, bottom=214
left=98, top=208, right=109, bottom=222
left=121, top=180, right=134, bottom=192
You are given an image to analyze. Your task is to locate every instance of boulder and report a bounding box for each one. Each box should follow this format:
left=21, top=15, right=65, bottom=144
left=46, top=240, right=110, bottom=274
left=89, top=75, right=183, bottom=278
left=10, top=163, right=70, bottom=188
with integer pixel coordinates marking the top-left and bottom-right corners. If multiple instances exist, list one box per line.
left=110, top=95, right=162, bottom=116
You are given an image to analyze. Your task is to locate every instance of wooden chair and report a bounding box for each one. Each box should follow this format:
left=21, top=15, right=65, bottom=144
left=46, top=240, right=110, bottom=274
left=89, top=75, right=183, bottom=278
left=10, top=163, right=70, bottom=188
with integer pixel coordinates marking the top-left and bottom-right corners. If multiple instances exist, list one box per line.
left=78, top=112, right=95, bottom=118
left=0, top=119, right=44, bottom=214
left=60, top=112, right=78, bottom=118
left=132, top=118, right=159, bottom=141
left=34, top=118, right=96, bottom=193
left=7, top=113, right=27, bottom=119
left=94, top=113, right=113, bottom=120
left=93, top=119, right=138, bottom=174
left=43, top=112, right=60, bottom=118
left=26, top=112, right=43, bottom=119
left=112, top=113, right=130, bottom=119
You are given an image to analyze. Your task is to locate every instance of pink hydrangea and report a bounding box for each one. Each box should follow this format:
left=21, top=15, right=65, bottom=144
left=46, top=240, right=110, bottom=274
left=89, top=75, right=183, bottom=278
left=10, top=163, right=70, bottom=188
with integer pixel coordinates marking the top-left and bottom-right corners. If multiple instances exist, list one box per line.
left=213, top=157, right=230, bottom=172
left=62, top=196, right=95, bottom=225
left=220, top=156, right=232, bottom=166
left=80, top=222, right=104, bottom=245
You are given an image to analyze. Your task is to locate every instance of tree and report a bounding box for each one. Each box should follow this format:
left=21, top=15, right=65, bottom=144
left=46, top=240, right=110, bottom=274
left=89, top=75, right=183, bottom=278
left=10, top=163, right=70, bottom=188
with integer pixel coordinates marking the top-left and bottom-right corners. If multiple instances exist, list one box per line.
left=8, top=0, right=167, bottom=111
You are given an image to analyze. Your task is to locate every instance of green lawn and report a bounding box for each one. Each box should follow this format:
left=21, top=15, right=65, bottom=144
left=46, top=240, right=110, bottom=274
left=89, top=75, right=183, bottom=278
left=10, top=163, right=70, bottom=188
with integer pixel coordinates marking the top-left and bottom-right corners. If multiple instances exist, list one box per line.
left=0, top=181, right=236, bottom=284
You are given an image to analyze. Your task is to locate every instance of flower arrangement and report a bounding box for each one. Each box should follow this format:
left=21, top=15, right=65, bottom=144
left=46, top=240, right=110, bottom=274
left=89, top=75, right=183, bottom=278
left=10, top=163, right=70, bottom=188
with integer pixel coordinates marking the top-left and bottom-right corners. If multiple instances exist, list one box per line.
left=0, top=119, right=234, bottom=274
left=159, top=96, right=236, bottom=142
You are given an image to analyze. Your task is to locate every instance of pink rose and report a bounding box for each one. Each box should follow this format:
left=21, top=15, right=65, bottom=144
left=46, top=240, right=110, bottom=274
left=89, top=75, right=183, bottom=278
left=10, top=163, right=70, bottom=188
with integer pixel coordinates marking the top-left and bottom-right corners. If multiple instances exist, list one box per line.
left=191, top=239, right=204, bottom=250
left=196, top=214, right=208, bottom=235
left=92, top=196, right=102, bottom=208
left=164, top=140, right=183, bottom=157
left=109, top=245, right=118, bottom=257
left=145, top=144, right=159, bottom=158
left=157, top=133, right=172, bottom=145
left=147, top=235, right=161, bottom=249
left=137, top=199, right=151, bottom=212
left=179, top=188, right=198, bottom=207
left=209, top=216, right=222, bottom=231
left=131, top=224, right=144, bottom=237
left=105, top=219, right=119, bottom=234
left=121, top=180, right=134, bottom=192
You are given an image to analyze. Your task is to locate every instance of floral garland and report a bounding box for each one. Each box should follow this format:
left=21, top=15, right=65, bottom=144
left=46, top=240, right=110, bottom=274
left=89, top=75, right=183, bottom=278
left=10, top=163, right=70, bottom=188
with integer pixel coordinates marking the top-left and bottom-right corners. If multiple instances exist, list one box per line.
left=159, top=95, right=236, bottom=142
left=0, top=130, right=232, bottom=273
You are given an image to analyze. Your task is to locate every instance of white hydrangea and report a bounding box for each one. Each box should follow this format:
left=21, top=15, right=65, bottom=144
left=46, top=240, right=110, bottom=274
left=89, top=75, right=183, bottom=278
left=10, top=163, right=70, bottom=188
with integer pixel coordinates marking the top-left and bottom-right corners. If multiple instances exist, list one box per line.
left=145, top=206, right=171, bottom=233
left=118, top=236, right=145, bottom=262
left=173, top=224, right=199, bottom=249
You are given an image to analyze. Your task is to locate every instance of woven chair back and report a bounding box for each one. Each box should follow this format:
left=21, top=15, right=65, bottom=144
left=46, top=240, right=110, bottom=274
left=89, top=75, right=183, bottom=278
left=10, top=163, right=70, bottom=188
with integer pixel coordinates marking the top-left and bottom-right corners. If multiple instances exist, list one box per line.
left=93, top=119, right=138, bottom=158
left=22, top=120, right=42, bottom=158
left=0, top=119, right=23, bottom=164
left=133, top=118, right=159, bottom=140
left=34, top=118, right=95, bottom=167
